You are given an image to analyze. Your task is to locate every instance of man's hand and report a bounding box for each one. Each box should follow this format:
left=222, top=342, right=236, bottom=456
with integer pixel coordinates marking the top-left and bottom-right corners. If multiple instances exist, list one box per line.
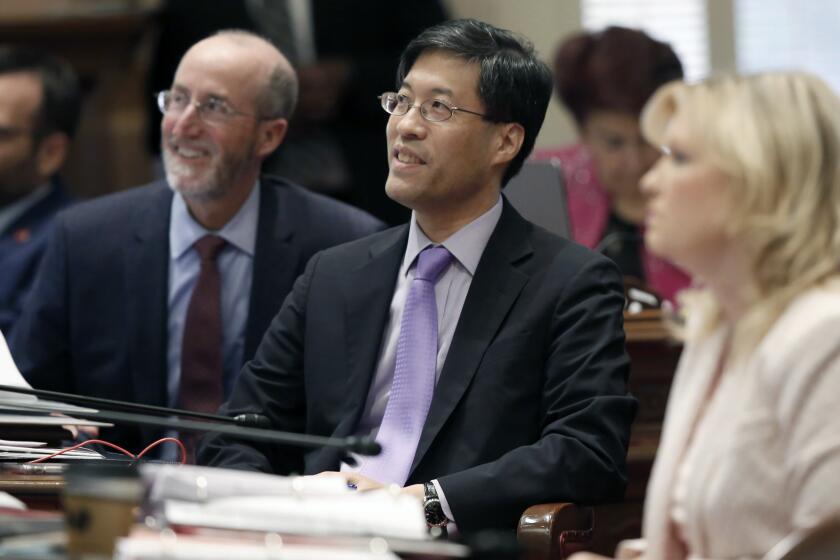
left=308, top=472, right=424, bottom=502
left=310, top=470, right=385, bottom=491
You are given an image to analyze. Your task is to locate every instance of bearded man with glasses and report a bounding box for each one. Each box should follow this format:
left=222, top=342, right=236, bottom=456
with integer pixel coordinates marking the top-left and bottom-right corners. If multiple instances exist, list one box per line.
left=12, top=31, right=384, bottom=458
left=201, top=20, right=636, bottom=535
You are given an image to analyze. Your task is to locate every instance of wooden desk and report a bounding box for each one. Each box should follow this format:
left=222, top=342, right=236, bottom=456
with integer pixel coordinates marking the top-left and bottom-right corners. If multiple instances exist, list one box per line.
left=0, top=472, right=64, bottom=510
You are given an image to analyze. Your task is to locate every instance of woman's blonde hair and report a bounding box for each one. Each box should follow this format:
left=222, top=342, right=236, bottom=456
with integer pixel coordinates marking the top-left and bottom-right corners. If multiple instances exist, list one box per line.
left=641, top=72, right=840, bottom=351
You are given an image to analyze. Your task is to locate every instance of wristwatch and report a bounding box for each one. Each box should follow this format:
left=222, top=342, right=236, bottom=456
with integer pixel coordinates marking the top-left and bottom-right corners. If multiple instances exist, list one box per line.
left=423, top=482, right=449, bottom=528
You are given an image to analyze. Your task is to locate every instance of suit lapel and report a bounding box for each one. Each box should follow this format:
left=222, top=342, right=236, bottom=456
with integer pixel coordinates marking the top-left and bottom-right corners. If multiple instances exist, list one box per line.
left=410, top=203, right=533, bottom=474
left=245, top=180, right=297, bottom=360
left=332, top=226, right=408, bottom=438
left=125, top=185, right=172, bottom=409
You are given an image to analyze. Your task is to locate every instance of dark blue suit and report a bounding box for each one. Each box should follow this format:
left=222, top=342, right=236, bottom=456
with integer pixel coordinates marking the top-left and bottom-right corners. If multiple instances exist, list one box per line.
left=0, top=181, right=71, bottom=338
left=11, top=175, right=384, bottom=452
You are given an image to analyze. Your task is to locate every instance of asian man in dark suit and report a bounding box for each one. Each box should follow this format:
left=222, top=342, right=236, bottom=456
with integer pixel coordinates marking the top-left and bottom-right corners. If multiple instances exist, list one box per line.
left=0, top=47, right=79, bottom=338
left=199, top=20, right=636, bottom=532
left=11, top=31, right=383, bottom=456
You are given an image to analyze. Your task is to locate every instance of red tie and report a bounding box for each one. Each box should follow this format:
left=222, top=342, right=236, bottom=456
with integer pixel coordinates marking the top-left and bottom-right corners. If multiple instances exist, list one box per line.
left=179, top=235, right=226, bottom=415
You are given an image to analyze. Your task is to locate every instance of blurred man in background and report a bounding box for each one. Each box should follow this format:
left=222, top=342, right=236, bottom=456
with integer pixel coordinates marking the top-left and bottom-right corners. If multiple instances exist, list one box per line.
left=0, top=46, right=80, bottom=338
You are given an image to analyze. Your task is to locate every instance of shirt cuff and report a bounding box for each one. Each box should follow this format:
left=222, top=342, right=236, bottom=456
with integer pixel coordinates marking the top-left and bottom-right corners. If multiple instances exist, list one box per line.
left=431, top=479, right=455, bottom=524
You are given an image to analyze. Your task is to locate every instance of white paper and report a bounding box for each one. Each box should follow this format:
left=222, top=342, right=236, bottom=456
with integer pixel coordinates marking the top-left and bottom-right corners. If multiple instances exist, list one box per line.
left=0, top=490, right=26, bottom=510
left=0, top=413, right=108, bottom=427
left=0, top=331, right=34, bottom=398
left=142, top=465, right=428, bottom=541
left=0, top=439, right=46, bottom=447
left=142, top=464, right=349, bottom=503
left=163, top=491, right=427, bottom=541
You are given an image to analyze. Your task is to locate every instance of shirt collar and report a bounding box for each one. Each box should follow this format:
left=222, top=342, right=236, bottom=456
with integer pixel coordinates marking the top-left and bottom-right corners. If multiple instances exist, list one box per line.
left=170, top=180, right=261, bottom=259
left=0, top=183, right=51, bottom=235
left=403, top=196, right=503, bottom=276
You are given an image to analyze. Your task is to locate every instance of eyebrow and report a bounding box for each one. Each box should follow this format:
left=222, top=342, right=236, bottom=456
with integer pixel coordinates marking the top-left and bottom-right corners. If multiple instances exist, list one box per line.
left=399, top=82, right=455, bottom=98
left=171, top=84, right=231, bottom=103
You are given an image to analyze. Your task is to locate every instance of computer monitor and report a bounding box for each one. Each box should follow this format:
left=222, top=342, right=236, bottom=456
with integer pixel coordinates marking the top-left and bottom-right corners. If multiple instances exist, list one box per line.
left=503, top=161, right=570, bottom=238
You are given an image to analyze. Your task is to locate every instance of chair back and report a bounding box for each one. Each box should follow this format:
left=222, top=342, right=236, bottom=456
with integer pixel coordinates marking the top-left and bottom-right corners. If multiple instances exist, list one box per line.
left=504, top=161, right=571, bottom=239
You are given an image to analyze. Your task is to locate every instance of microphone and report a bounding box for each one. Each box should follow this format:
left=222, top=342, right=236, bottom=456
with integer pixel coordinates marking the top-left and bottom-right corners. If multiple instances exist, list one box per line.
left=232, top=413, right=272, bottom=429
left=0, top=384, right=381, bottom=457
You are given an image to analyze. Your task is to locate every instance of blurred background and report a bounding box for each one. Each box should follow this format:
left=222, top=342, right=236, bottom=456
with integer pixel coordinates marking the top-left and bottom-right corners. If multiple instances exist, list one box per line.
left=3, top=0, right=838, bottom=201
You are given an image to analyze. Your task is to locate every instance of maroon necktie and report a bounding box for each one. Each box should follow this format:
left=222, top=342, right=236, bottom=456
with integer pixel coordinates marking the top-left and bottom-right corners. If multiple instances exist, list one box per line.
left=179, top=234, right=226, bottom=415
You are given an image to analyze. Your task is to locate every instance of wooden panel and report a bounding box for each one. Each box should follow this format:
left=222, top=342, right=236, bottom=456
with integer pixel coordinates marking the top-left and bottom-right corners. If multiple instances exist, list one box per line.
left=0, top=2, right=160, bottom=199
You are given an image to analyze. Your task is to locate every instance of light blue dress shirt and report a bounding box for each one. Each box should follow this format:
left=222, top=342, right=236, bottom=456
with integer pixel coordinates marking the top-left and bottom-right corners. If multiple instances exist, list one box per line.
left=166, top=182, right=260, bottom=409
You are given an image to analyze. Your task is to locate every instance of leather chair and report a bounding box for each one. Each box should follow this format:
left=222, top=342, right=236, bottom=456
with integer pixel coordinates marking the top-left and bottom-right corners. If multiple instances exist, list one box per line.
left=518, top=503, right=594, bottom=559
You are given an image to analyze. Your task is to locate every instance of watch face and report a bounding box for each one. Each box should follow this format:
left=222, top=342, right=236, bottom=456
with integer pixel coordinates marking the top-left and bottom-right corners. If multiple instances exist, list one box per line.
left=424, top=497, right=447, bottom=526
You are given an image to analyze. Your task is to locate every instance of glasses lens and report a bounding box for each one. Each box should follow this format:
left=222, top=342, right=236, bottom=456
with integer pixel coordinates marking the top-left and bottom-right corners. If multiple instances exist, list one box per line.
left=381, top=93, right=401, bottom=115
left=159, top=90, right=192, bottom=115
left=157, top=91, right=170, bottom=113
left=200, top=98, right=231, bottom=124
left=421, top=100, right=453, bottom=122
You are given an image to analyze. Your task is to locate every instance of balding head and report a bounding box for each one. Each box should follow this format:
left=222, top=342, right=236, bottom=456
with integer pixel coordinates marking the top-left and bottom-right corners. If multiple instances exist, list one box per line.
left=161, top=30, right=296, bottom=226
left=186, top=30, right=298, bottom=120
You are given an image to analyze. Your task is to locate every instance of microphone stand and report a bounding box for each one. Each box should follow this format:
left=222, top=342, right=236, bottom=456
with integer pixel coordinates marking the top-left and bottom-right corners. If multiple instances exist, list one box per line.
left=0, top=383, right=380, bottom=456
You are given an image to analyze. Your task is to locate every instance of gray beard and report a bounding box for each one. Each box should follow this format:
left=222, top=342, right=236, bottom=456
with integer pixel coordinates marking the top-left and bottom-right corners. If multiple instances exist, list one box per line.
left=162, top=145, right=252, bottom=203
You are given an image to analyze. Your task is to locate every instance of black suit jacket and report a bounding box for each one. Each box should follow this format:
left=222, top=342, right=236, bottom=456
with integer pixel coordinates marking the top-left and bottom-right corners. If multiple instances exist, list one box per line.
left=199, top=200, right=636, bottom=531
left=11, top=175, right=384, bottom=452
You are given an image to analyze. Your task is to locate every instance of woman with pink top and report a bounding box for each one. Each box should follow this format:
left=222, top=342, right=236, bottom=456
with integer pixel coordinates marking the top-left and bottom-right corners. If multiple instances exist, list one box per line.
left=535, top=27, right=689, bottom=304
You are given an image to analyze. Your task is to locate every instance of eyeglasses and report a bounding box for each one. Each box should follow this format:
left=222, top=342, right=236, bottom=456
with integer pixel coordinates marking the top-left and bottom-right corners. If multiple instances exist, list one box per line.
left=379, top=92, right=490, bottom=122
left=155, top=90, right=261, bottom=125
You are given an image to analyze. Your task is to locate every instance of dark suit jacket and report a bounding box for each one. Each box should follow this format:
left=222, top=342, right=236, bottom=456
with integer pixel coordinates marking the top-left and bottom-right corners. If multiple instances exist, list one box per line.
left=11, top=175, right=384, bottom=452
left=0, top=180, right=71, bottom=338
left=199, top=200, right=637, bottom=531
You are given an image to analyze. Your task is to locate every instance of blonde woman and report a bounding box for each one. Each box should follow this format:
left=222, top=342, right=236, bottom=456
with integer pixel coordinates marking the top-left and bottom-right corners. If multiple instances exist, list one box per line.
left=574, top=72, right=840, bottom=559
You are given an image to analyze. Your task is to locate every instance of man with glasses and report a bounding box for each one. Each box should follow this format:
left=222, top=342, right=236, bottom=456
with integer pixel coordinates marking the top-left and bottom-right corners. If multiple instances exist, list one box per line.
left=0, top=47, right=79, bottom=339
left=12, top=31, right=383, bottom=457
left=201, top=20, right=635, bottom=534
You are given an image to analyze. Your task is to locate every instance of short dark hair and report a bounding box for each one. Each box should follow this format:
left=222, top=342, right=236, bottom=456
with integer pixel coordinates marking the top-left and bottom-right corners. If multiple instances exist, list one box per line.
left=554, top=26, right=683, bottom=126
left=0, top=46, right=82, bottom=142
left=396, top=19, right=553, bottom=186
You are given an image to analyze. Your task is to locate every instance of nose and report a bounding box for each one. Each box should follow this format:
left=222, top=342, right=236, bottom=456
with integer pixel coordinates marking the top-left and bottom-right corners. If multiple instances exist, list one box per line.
left=393, top=105, right=427, bottom=139
left=168, top=102, right=203, bottom=138
left=639, top=157, right=662, bottom=198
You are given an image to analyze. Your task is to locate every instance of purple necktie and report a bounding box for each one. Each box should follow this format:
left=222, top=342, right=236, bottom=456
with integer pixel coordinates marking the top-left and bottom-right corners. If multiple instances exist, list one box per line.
left=359, top=245, right=453, bottom=485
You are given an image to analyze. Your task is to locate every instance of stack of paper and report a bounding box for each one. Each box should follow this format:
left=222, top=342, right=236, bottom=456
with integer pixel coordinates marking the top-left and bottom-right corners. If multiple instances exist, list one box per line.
left=0, top=331, right=108, bottom=452
left=124, top=465, right=469, bottom=559
left=141, top=464, right=428, bottom=541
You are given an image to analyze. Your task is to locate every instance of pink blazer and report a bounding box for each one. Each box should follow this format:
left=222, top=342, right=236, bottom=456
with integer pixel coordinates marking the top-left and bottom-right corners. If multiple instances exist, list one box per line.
left=532, top=144, right=691, bottom=304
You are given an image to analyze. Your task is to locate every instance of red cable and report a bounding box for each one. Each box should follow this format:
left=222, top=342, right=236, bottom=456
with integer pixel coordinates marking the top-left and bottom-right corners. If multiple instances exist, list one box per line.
left=25, top=437, right=187, bottom=465
left=27, top=439, right=134, bottom=463
left=137, top=437, right=187, bottom=464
